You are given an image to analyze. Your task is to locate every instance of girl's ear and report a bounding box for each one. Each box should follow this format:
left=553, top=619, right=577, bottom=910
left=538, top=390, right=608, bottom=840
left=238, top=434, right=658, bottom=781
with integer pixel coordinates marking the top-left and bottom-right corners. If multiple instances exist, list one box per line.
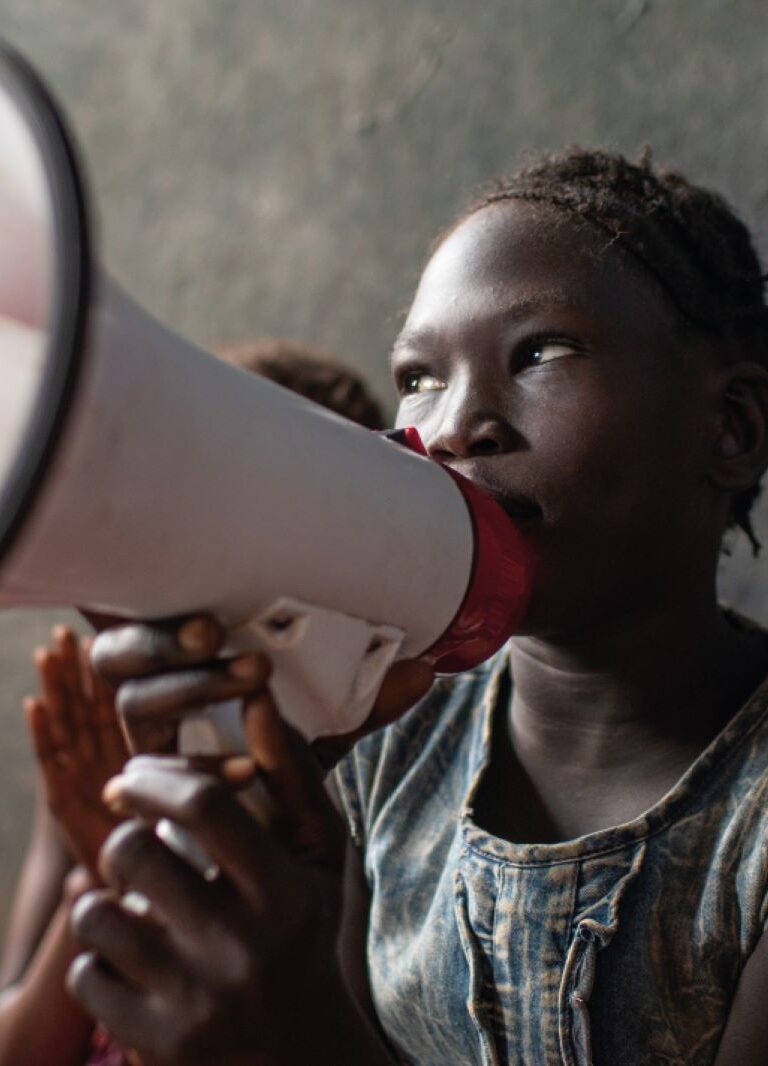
left=709, top=363, right=768, bottom=494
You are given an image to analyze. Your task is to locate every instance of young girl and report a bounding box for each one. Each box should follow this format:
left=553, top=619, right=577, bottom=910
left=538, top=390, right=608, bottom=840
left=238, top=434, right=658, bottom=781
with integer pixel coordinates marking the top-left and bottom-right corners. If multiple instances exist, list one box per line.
left=69, top=148, right=768, bottom=1065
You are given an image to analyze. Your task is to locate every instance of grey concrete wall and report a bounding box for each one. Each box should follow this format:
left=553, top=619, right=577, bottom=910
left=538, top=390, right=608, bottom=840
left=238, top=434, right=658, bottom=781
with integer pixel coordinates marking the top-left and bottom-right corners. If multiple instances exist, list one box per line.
left=0, top=0, right=767, bottom=932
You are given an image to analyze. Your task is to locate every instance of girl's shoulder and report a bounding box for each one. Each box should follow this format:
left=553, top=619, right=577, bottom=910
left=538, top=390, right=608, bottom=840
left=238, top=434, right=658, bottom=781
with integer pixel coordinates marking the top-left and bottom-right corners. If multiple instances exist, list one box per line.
left=334, top=650, right=506, bottom=849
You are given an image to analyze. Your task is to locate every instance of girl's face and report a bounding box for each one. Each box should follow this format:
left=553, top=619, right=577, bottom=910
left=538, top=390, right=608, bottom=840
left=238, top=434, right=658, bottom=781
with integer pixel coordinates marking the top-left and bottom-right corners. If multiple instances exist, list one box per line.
left=392, top=202, right=725, bottom=637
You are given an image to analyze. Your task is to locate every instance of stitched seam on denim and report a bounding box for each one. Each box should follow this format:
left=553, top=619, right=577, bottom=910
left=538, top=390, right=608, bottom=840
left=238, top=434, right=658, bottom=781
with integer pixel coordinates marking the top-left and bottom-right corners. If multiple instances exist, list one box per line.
left=567, top=860, right=581, bottom=938
left=463, top=833, right=656, bottom=868
left=461, top=686, right=768, bottom=869
left=558, top=928, right=584, bottom=1066
left=457, top=663, right=768, bottom=870
left=489, top=863, right=504, bottom=963
left=453, top=867, right=501, bottom=1066
left=461, top=657, right=508, bottom=819
left=555, top=863, right=586, bottom=1066
left=675, top=684, right=768, bottom=784
left=558, top=865, right=580, bottom=1066
left=458, top=844, right=496, bottom=948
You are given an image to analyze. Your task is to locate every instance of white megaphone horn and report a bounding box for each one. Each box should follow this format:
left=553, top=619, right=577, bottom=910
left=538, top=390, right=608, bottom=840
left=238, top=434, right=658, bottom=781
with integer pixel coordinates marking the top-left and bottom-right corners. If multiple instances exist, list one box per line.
left=0, top=41, right=535, bottom=751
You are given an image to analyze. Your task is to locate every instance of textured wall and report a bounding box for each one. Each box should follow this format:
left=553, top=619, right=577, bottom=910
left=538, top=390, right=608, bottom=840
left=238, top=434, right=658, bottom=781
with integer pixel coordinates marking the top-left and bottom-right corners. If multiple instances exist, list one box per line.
left=0, top=0, right=767, bottom=930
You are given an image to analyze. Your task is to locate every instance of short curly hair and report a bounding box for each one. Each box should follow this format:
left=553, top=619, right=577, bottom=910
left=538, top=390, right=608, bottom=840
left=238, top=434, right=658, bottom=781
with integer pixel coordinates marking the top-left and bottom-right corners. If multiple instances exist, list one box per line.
left=458, top=147, right=768, bottom=551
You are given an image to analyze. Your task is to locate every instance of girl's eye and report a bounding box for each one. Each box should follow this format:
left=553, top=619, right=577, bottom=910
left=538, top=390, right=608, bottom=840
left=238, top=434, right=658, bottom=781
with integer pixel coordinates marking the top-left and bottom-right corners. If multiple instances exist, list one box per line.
left=526, top=340, right=580, bottom=366
left=399, top=370, right=446, bottom=395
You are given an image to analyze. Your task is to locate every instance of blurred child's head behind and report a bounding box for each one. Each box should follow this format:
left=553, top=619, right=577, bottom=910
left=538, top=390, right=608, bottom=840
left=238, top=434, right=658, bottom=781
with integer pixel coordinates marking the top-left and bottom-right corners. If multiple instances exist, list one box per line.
left=217, top=338, right=386, bottom=431
left=392, top=147, right=768, bottom=636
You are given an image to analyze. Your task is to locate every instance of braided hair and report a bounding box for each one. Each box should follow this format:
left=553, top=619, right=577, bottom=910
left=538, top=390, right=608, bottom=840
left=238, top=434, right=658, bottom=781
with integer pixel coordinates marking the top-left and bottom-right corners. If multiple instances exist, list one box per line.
left=457, top=147, right=768, bottom=551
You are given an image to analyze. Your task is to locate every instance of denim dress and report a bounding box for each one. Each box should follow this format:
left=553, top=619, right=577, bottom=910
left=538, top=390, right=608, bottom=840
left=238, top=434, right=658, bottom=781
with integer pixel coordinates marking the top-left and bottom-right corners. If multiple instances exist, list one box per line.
left=334, top=647, right=768, bottom=1065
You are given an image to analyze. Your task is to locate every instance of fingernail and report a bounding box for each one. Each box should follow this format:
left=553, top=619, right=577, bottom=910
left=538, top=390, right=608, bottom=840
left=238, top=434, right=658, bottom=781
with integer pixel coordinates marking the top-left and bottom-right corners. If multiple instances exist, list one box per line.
left=228, top=655, right=262, bottom=681
left=102, top=775, right=127, bottom=812
left=121, top=891, right=151, bottom=917
left=222, top=755, right=257, bottom=784
left=178, top=618, right=213, bottom=654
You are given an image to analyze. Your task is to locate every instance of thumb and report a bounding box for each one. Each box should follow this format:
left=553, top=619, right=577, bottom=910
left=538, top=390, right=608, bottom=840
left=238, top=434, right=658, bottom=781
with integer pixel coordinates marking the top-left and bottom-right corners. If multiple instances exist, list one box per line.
left=243, top=692, right=345, bottom=871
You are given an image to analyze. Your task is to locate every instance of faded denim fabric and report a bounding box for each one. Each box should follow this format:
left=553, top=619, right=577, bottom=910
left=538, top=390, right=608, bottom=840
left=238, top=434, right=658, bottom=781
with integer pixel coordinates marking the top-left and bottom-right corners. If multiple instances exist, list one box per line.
left=335, top=645, right=768, bottom=1065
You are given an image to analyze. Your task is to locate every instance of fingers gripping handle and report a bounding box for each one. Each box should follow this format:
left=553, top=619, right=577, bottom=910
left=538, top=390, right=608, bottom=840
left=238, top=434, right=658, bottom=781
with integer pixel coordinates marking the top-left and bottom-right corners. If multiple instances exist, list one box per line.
left=158, top=599, right=405, bottom=878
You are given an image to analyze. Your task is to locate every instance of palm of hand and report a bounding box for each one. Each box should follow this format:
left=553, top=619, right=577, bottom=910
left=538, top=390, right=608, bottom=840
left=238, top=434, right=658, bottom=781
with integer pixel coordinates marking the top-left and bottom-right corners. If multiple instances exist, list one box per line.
left=26, top=626, right=129, bottom=875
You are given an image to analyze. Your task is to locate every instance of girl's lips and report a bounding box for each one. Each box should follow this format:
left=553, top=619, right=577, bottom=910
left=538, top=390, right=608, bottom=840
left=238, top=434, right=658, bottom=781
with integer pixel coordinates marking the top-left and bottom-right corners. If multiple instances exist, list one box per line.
left=444, top=461, right=543, bottom=525
left=499, top=500, right=543, bottom=525
left=480, top=488, right=543, bottom=525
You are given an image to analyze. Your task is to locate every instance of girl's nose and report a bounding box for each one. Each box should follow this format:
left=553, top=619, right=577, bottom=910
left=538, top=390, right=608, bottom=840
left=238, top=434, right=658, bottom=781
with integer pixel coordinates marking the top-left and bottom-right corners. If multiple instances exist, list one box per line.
left=427, top=412, right=521, bottom=462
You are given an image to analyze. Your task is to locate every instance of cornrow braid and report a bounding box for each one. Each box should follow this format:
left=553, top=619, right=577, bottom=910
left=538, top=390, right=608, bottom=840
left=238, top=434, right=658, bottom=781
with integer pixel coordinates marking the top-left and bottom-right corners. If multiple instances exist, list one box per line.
left=461, top=146, right=768, bottom=552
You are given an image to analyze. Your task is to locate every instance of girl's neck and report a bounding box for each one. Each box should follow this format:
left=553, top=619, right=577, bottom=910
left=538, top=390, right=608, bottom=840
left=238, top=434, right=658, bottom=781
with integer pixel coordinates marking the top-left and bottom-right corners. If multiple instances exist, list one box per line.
left=508, top=593, right=768, bottom=771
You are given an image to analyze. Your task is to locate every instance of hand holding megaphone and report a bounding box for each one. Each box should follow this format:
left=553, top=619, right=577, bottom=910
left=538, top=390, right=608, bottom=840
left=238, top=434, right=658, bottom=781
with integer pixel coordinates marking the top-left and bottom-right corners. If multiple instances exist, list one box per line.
left=91, top=612, right=435, bottom=767
left=72, top=694, right=389, bottom=1066
left=91, top=612, right=434, bottom=879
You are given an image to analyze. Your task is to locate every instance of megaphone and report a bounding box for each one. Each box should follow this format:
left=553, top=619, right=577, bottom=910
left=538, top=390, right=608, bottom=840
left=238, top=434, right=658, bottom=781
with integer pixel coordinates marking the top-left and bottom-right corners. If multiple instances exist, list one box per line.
left=0, top=41, right=535, bottom=746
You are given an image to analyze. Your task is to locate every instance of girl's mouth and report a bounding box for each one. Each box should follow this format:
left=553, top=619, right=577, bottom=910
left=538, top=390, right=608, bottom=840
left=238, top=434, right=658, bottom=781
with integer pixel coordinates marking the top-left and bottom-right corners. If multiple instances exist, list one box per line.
left=445, top=460, right=543, bottom=527
left=482, top=489, right=543, bottom=526
left=499, top=498, right=543, bottom=526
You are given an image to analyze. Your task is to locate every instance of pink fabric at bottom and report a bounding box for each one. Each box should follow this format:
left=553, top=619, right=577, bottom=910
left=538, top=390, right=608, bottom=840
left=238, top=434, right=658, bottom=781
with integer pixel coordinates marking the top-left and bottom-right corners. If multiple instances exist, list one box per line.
left=85, top=1024, right=133, bottom=1066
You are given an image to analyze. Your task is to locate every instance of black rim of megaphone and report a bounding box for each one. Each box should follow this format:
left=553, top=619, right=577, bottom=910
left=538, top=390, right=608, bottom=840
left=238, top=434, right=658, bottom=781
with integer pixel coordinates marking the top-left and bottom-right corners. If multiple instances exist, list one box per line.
left=0, top=40, right=90, bottom=564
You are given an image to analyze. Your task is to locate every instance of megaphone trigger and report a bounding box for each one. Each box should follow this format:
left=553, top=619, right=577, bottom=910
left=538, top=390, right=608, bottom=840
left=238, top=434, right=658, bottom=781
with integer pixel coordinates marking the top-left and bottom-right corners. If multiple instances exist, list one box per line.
left=183, top=597, right=406, bottom=746
left=353, top=626, right=405, bottom=703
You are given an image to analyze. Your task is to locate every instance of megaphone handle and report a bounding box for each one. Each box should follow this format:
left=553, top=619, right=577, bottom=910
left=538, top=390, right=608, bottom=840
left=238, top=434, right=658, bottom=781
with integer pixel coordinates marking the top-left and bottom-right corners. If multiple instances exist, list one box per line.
left=156, top=599, right=405, bottom=879
left=220, top=597, right=405, bottom=741
left=154, top=699, right=256, bottom=880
